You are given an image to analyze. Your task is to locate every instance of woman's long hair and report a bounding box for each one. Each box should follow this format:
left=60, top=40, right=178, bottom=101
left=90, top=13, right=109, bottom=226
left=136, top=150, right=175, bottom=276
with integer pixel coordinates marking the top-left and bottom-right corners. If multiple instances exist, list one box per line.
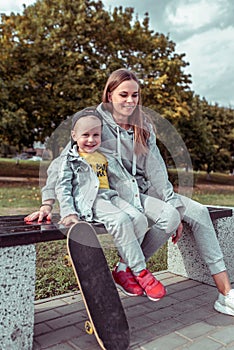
left=102, top=68, right=151, bottom=155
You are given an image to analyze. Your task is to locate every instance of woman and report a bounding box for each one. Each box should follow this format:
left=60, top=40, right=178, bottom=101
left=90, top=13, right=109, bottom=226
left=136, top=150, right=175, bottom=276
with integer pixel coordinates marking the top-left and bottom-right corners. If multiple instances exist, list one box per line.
left=25, top=68, right=234, bottom=315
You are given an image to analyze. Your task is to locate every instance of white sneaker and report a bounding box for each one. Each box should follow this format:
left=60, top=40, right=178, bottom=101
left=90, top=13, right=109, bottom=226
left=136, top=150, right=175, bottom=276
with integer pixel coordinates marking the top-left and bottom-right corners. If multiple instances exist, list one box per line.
left=214, top=289, right=234, bottom=316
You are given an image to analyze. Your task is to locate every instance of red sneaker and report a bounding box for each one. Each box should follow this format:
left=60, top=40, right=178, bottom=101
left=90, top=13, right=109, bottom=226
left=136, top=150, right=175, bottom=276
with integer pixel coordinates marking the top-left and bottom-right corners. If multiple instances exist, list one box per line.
left=112, top=266, right=144, bottom=296
left=135, top=269, right=166, bottom=301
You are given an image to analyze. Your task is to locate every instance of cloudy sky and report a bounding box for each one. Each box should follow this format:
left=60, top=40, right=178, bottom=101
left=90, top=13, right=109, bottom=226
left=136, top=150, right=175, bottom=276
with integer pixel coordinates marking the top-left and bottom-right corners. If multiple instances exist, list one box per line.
left=1, top=0, right=233, bottom=108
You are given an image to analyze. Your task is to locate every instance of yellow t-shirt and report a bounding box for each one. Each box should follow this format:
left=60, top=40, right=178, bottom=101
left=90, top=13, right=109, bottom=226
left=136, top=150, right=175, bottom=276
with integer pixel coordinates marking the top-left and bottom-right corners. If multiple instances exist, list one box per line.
left=79, top=151, right=110, bottom=189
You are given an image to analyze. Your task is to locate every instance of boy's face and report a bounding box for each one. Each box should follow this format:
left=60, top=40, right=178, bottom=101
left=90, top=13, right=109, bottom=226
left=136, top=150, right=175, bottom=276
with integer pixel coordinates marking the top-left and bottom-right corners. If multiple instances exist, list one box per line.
left=71, top=116, right=102, bottom=153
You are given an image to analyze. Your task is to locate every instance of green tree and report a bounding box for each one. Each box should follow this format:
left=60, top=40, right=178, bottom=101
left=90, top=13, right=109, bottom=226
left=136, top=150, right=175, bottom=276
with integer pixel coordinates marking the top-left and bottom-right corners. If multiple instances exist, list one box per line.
left=0, top=0, right=108, bottom=150
left=178, top=96, right=234, bottom=173
left=204, top=103, right=234, bottom=172
left=0, top=1, right=193, bottom=153
left=178, top=96, right=215, bottom=172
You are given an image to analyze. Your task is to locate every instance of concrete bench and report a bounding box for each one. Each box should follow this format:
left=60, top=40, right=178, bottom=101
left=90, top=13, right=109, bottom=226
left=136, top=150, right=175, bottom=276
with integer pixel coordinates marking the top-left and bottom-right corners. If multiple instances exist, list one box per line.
left=168, top=206, right=233, bottom=285
left=0, top=215, right=107, bottom=350
left=0, top=206, right=232, bottom=349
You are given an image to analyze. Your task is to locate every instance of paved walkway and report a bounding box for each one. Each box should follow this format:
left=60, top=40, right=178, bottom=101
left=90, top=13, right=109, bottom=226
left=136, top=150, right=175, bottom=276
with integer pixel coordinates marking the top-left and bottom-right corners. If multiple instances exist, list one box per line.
left=33, top=271, right=234, bottom=350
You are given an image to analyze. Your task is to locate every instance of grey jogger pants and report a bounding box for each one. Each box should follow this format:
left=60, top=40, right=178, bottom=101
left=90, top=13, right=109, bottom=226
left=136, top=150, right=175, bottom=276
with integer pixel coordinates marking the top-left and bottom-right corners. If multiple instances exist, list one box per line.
left=93, top=193, right=182, bottom=273
left=141, top=194, right=226, bottom=275
left=93, top=193, right=226, bottom=276
left=92, top=195, right=149, bottom=272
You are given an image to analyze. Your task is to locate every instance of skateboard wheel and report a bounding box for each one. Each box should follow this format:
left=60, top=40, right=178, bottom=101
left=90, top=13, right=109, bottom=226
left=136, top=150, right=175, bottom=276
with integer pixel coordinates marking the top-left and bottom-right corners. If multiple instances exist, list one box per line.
left=85, top=320, right=94, bottom=335
left=64, top=254, right=72, bottom=267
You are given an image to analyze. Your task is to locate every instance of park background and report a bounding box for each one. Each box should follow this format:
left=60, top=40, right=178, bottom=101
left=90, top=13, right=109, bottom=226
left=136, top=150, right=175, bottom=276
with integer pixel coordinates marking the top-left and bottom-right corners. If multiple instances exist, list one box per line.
left=0, top=0, right=234, bottom=299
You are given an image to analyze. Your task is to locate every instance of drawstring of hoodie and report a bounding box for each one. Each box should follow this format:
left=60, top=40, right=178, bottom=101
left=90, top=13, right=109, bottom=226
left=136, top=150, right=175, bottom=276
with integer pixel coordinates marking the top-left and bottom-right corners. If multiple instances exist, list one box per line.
left=116, top=126, right=121, bottom=158
left=132, top=146, right=137, bottom=176
left=116, top=125, right=137, bottom=176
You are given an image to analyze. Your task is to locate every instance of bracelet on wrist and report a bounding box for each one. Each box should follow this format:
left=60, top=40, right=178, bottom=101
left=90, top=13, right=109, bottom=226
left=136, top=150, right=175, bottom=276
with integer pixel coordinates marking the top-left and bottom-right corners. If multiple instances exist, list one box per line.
left=40, top=203, right=53, bottom=210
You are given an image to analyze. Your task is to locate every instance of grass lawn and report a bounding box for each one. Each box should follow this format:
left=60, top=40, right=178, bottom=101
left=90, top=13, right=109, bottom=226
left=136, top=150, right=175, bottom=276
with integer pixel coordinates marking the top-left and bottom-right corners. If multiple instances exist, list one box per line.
left=0, top=158, right=40, bottom=177
left=0, top=184, right=41, bottom=209
left=0, top=162, right=233, bottom=300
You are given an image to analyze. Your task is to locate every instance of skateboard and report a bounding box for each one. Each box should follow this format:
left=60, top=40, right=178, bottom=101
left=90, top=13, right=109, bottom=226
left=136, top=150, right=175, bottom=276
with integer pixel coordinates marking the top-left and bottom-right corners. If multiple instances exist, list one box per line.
left=67, top=222, right=130, bottom=350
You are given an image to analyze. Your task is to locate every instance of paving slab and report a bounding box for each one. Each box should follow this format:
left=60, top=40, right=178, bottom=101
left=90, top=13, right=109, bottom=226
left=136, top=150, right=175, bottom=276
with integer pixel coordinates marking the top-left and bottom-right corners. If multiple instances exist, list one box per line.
left=33, top=271, right=234, bottom=350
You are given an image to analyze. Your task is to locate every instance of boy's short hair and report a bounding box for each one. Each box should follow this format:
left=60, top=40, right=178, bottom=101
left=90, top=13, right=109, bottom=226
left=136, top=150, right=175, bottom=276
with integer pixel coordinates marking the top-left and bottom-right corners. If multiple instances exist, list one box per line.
left=72, top=107, right=103, bottom=130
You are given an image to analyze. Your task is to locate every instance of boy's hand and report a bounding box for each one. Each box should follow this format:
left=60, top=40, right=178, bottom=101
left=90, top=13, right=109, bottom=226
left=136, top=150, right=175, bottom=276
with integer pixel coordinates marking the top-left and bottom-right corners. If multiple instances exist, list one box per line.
left=59, top=214, right=79, bottom=226
left=24, top=205, right=52, bottom=223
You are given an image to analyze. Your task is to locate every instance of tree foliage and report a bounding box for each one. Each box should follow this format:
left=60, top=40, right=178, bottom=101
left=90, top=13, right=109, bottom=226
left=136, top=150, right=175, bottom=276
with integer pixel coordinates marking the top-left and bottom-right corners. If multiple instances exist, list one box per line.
left=0, top=0, right=233, bottom=172
left=178, top=96, right=234, bottom=172
left=0, top=0, right=192, bottom=149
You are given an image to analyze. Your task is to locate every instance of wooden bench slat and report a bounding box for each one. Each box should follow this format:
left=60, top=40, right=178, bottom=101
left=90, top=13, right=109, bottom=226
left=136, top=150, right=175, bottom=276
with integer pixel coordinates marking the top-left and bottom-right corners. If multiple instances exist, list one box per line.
left=207, top=207, right=232, bottom=220
left=0, top=207, right=232, bottom=248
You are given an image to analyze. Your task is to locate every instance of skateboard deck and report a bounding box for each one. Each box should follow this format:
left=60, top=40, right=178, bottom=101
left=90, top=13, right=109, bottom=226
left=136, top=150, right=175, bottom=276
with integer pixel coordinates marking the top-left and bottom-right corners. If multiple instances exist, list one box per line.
left=67, top=222, right=130, bottom=350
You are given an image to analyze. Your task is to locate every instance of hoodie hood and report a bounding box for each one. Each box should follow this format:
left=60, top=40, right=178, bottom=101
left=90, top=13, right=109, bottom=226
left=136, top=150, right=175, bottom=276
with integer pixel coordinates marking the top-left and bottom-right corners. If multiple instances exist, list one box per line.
left=96, top=103, right=118, bottom=130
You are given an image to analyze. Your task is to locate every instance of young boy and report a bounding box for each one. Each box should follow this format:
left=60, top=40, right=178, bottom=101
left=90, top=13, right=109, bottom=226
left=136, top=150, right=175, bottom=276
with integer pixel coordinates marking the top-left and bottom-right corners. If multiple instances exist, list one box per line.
left=55, top=107, right=166, bottom=300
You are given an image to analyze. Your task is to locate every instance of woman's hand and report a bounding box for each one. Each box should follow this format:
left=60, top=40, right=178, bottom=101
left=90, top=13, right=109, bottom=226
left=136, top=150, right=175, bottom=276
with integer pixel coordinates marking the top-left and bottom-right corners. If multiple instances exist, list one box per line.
left=172, top=222, right=183, bottom=244
left=59, top=214, right=79, bottom=227
left=24, top=203, right=53, bottom=223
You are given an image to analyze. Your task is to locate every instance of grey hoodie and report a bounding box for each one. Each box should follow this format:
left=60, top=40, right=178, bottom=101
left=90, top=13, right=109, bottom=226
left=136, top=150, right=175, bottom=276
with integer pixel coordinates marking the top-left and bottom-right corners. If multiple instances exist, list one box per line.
left=96, top=103, right=184, bottom=215
left=42, top=103, right=184, bottom=215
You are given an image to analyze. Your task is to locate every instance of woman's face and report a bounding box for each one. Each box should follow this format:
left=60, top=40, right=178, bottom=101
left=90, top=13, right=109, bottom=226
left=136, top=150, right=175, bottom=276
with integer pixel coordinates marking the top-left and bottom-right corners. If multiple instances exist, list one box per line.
left=107, top=79, right=139, bottom=122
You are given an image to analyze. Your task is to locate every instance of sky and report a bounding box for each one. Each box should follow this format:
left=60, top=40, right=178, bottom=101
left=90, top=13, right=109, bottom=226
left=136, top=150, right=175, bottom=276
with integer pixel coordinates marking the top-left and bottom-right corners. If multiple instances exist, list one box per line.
left=1, top=0, right=234, bottom=108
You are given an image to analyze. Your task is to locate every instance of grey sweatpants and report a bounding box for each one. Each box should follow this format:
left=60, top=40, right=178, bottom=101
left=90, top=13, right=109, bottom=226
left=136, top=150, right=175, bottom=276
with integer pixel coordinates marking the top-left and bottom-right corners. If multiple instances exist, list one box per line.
left=141, top=194, right=226, bottom=276
left=93, top=193, right=226, bottom=276
left=93, top=195, right=149, bottom=272
left=93, top=193, right=181, bottom=273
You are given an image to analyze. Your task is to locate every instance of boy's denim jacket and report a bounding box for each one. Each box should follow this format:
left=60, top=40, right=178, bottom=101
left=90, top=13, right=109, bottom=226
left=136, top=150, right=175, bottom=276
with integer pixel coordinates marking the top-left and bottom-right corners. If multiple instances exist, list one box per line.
left=55, top=145, right=143, bottom=221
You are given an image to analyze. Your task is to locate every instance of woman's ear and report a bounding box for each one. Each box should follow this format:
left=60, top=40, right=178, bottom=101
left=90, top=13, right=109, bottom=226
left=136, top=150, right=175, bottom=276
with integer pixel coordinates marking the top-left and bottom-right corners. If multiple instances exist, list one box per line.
left=107, top=92, right=112, bottom=102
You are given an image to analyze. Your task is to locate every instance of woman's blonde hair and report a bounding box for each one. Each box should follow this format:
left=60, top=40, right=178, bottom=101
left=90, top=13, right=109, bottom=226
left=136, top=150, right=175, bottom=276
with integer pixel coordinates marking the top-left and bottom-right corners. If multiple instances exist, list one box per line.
left=102, top=68, right=151, bottom=155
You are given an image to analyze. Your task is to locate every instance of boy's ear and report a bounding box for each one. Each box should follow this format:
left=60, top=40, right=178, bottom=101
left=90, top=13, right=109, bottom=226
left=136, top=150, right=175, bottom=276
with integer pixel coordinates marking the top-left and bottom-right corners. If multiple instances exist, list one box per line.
left=71, top=130, right=76, bottom=141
